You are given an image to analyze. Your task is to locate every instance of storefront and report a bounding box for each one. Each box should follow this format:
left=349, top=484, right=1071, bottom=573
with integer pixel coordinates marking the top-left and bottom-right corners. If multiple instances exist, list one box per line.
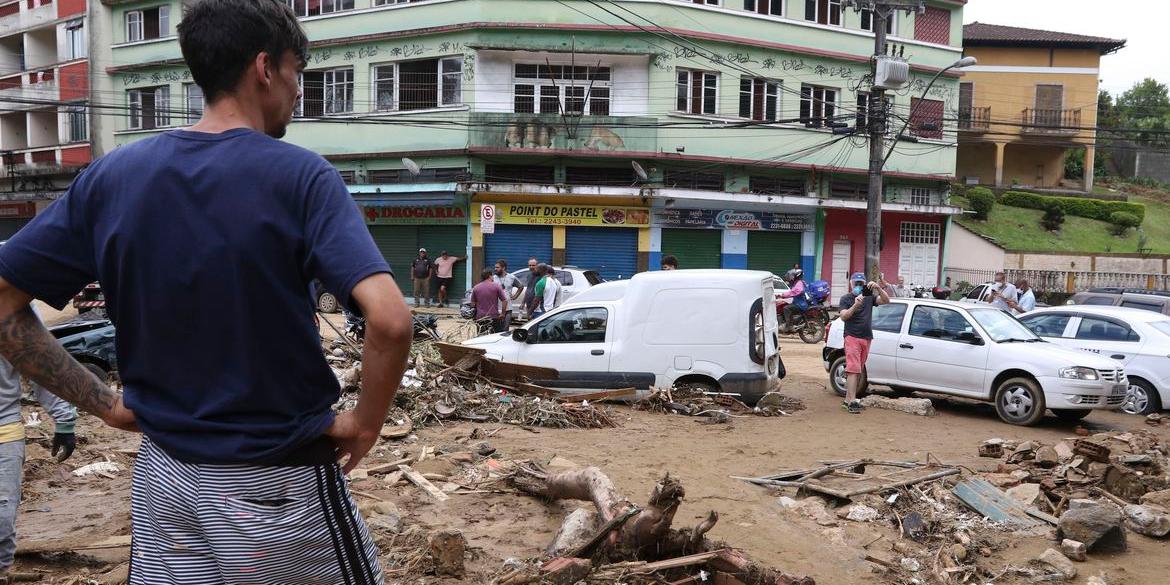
left=473, top=201, right=650, bottom=281
left=652, top=208, right=814, bottom=274
left=0, top=202, right=35, bottom=240
left=361, top=202, right=470, bottom=301
left=820, top=209, right=947, bottom=300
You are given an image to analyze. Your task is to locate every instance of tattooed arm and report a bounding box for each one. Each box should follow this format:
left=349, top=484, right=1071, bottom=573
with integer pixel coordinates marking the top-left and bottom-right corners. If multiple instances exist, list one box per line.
left=0, top=280, right=136, bottom=431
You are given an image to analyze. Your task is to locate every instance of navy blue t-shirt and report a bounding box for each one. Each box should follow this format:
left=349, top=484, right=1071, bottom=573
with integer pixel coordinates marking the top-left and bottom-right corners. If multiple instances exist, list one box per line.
left=0, top=128, right=391, bottom=464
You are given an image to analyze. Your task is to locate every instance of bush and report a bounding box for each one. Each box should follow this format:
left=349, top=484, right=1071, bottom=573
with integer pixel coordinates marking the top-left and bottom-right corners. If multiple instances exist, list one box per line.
left=1109, top=211, right=1141, bottom=235
left=1041, top=201, right=1065, bottom=231
left=967, top=187, right=996, bottom=220
left=999, top=191, right=1146, bottom=223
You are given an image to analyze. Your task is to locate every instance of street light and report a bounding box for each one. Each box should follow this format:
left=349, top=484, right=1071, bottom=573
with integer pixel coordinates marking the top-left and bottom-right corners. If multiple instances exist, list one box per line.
left=881, top=56, right=977, bottom=167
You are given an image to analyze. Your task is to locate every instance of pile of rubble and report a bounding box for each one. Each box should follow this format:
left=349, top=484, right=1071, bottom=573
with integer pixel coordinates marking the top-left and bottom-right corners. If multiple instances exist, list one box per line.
left=326, top=338, right=618, bottom=430
left=635, top=386, right=806, bottom=420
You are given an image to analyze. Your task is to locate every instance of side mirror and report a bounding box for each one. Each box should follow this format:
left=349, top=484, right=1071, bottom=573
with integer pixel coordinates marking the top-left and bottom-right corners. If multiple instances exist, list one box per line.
left=512, top=328, right=529, bottom=343
left=957, top=331, right=984, bottom=345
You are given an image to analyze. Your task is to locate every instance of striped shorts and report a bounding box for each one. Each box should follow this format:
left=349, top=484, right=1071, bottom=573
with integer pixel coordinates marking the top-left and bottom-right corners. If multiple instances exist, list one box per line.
left=129, top=437, right=383, bottom=584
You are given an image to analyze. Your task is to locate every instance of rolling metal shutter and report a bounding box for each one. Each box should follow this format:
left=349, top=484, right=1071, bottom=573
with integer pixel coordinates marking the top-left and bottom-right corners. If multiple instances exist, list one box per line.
left=747, top=231, right=802, bottom=275
left=484, top=225, right=553, bottom=275
left=566, top=227, right=638, bottom=281
left=418, top=225, right=469, bottom=299
left=368, top=225, right=420, bottom=295
left=661, top=228, right=721, bottom=269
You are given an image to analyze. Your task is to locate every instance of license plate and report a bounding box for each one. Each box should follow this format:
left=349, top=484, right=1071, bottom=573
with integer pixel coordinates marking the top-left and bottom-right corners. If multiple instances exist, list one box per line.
left=1111, top=384, right=1129, bottom=396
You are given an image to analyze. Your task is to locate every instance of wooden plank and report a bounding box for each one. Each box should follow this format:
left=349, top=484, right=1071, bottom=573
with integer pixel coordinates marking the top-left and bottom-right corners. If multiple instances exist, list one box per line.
left=511, top=383, right=560, bottom=397
left=952, top=478, right=1041, bottom=527
left=435, top=342, right=560, bottom=382
left=398, top=464, right=450, bottom=502
left=18, top=535, right=132, bottom=555
left=631, top=551, right=722, bottom=573
left=557, top=388, right=636, bottom=402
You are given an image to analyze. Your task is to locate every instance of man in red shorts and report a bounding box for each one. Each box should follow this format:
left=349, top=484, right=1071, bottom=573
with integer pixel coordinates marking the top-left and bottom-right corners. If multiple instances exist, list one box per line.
left=838, top=272, right=889, bottom=414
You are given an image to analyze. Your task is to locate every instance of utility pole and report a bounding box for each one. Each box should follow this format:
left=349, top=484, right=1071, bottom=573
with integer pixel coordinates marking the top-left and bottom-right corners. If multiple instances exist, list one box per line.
left=864, top=6, right=888, bottom=281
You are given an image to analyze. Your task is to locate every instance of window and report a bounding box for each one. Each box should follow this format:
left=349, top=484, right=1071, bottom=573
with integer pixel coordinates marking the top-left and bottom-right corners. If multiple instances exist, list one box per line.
left=744, top=0, right=782, bottom=16
left=1075, top=317, right=1139, bottom=342
left=484, top=164, right=555, bottom=184
left=913, top=5, right=950, bottom=45
left=375, top=0, right=437, bottom=4
left=125, top=5, right=169, bottom=42
left=965, top=285, right=986, bottom=301
left=299, top=68, right=353, bottom=115
left=373, top=57, right=462, bottom=112
left=513, top=64, right=611, bottom=115
left=127, top=86, right=169, bottom=130
left=1019, top=313, right=1072, bottom=338
left=287, top=0, right=353, bottom=17
left=690, top=0, right=719, bottom=4
left=65, top=20, right=86, bottom=59
left=872, top=303, right=907, bottom=334
left=969, top=309, right=1037, bottom=343
left=958, top=82, right=974, bottom=128
left=676, top=69, right=718, bottom=115
left=909, top=305, right=975, bottom=341
left=739, top=77, right=779, bottom=121
left=66, top=104, right=86, bottom=142
left=337, top=170, right=356, bottom=184
left=185, top=83, right=203, bottom=122
left=663, top=169, right=724, bottom=190
left=531, top=307, right=608, bottom=344
left=749, top=175, right=806, bottom=196
left=1149, top=321, right=1170, bottom=338
left=368, top=167, right=466, bottom=184
left=799, top=85, right=837, bottom=128
left=804, top=0, right=841, bottom=26
left=566, top=166, right=638, bottom=186
left=910, top=97, right=943, bottom=139
left=1120, top=300, right=1165, bottom=313
left=860, top=9, right=895, bottom=35
left=910, top=188, right=933, bottom=206
left=1081, top=296, right=1116, bottom=306
left=855, top=92, right=889, bottom=133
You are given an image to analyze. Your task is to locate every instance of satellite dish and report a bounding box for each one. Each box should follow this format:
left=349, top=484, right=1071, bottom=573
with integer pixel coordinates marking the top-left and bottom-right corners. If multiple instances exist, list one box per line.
left=631, top=161, right=649, bottom=181
left=401, top=157, right=421, bottom=177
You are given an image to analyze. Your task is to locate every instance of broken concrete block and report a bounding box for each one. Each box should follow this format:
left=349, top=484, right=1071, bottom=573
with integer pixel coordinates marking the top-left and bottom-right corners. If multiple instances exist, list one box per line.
left=1060, top=539, right=1086, bottom=561
left=428, top=529, right=466, bottom=577
left=1140, top=488, right=1170, bottom=510
left=1035, top=445, right=1060, bottom=468
left=1054, top=441, right=1074, bottom=461
left=979, top=441, right=1004, bottom=458
left=846, top=504, right=880, bottom=522
left=1086, top=574, right=1108, bottom=585
left=899, top=557, right=920, bottom=572
left=859, top=394, right=935, bottom=416
left=1123, top=504, right=1170, bottom=538
left=1057, top=501, right=1127, bottom=553
left=777, top=496, right=799, bottom=511
left=1007, top=483, right=1042, bottom=507
left=1038, top=548, right=1077, bottom=579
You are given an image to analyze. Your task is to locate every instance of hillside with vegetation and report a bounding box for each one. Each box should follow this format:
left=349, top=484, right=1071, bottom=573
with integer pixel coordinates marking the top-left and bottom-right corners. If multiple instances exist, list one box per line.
left=953, top=179, right=1170, bottom=254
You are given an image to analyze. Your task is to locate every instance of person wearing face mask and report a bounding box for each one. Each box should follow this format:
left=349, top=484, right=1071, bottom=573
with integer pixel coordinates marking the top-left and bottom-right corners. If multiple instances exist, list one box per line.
left=983, top=271, right=1017, bottom=312
left=838, top=272, right=890, bottom=414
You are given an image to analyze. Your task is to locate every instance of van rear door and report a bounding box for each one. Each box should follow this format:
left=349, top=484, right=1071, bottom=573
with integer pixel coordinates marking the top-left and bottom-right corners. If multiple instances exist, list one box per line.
left=761, top=277, right=783, bottom=379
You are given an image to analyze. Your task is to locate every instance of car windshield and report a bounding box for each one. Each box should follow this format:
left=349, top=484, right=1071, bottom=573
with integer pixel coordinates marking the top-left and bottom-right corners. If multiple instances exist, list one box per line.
left=584, top=271, right=604, bottom=285
left=968, top=308, right=1041, bottom=343
left=1149, top=321, right=1170, bottom=338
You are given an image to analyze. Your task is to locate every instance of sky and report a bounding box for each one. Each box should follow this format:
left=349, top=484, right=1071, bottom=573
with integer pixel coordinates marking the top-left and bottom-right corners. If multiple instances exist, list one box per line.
left=962, top=0, right=1166, bottom=96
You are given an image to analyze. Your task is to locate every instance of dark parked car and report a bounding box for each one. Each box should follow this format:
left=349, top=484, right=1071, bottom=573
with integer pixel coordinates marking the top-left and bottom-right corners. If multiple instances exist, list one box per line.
left=311, top=279, right=340, bottom=313
left=1068, top=288, right=1170, bottom=316
left=49, top=318, right=116, bottom=383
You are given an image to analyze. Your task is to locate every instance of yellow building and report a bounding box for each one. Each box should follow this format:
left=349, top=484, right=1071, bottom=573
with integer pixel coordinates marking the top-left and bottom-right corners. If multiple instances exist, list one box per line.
left=957, top=23, right=1125, bottom=191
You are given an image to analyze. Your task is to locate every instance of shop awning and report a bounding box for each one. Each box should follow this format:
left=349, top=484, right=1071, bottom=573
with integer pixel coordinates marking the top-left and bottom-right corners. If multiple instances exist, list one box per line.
left=349, top=183, right=458, bottom=208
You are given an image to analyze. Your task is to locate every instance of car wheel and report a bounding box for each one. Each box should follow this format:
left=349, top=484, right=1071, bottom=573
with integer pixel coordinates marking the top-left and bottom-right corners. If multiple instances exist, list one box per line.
left=317, top=292, right=340, bottom=314
left=994, top=377, right=1046, bottom=426
left=829, top=356, right=867, bottom=398
left=83, top=363, right=110, bottom=384
left=1122, top=379, right=1162, bottom=416
left=1051, top=409, right=1092, bottom=422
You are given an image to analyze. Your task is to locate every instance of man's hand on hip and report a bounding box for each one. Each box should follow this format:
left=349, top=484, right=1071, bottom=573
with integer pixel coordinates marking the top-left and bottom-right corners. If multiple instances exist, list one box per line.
left=325, top=411, right=380, bottom=474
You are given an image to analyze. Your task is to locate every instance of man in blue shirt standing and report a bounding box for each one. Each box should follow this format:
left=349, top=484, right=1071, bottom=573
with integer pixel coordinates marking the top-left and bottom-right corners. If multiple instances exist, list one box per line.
left=0, top=0, right=413, bottom=582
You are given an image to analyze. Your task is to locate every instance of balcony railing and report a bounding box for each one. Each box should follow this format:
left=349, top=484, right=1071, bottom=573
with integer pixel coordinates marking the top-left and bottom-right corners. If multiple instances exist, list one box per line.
left=957, top=106, right=990, bottom=132
left=1022, top=108, right=1081, bottom=135
left=468, top=113, right=658, bottom=153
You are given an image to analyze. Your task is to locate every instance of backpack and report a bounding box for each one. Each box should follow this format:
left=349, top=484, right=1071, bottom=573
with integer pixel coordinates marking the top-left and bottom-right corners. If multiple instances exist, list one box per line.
left=808, top=280, right=832, bottom=303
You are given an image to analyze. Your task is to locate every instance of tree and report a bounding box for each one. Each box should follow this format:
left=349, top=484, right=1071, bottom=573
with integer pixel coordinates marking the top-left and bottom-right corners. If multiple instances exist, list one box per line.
left=1116, top=78, right=1170, bottom=147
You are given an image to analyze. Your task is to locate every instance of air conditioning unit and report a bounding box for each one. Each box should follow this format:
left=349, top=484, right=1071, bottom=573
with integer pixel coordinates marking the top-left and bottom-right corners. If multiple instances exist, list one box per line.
left=874, top=56, right=909, bottom=90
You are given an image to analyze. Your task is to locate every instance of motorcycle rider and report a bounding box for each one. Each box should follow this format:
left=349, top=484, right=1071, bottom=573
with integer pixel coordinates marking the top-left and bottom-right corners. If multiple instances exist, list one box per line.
left=778, top=268, right=808, bottom=333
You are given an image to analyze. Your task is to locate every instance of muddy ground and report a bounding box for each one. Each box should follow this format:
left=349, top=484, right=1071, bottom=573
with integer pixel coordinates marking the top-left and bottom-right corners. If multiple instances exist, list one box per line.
left=10, top=309, right=1170, bottom=583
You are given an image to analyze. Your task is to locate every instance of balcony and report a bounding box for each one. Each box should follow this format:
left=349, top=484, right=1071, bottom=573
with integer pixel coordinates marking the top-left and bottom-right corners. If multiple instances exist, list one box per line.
left=957, top=106, right=990, bottom=133
left=1022, top=108, right=1081, bottom=136
left=0, top=69, right=56, bottom=111
left=468, top=113, right=658, bottom=155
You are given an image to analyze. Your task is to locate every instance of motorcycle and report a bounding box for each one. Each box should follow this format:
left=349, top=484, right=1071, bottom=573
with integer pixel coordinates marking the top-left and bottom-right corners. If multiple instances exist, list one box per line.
left=344, top=311, right=439, bottom=343
left=776, top=298, right=828, bottom=344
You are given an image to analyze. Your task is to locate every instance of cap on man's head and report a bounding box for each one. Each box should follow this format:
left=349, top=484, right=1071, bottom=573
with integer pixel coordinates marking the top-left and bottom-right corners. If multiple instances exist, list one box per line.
left=419, top=248, right=427, bottom=253
left=850, top=272, right=866, bottom=283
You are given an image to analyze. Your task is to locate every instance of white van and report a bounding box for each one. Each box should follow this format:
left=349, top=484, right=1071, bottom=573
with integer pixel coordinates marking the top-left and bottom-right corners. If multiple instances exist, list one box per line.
left=461, top=270, right=784, bottom=403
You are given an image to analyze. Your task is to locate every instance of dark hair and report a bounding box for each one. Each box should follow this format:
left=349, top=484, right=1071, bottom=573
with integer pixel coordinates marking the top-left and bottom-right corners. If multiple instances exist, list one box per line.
left=661, top=255, right=678, bottom=268
left=178, top=0, right=309, bottom=103
left=480, top=268, right=494, bottom=281
left=543, top=265, right=557, bottom=276
left=496, top=259, right=508, bottom=269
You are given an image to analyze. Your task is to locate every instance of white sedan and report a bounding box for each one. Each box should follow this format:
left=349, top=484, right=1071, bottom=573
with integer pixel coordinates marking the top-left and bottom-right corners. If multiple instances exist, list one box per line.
left=823, top=299, right=1127, bottom=426
left=1018, top=305, right=1170, bottom=415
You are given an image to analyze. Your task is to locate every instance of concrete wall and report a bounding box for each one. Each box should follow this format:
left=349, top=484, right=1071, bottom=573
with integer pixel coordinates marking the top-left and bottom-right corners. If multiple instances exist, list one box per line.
left=1135, top=151, right=1170, bottom=183
left=1002, top=143, right=1069, bottom=188
left=946, top=223, right=1003, bottom=271
left=1003, top=251, right=1170, bottom=274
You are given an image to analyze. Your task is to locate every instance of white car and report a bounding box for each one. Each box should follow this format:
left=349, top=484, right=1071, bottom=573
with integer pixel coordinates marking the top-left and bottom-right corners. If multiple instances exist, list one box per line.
left=822, top=299, right=1127, bottom=426
left=959, top=282, right=996, bottom=305
left=463, top=270, right=784, bottom=403
left=507, top=265, right=603, bottom=316
left=1018, top=305, right=1170, bottom=416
